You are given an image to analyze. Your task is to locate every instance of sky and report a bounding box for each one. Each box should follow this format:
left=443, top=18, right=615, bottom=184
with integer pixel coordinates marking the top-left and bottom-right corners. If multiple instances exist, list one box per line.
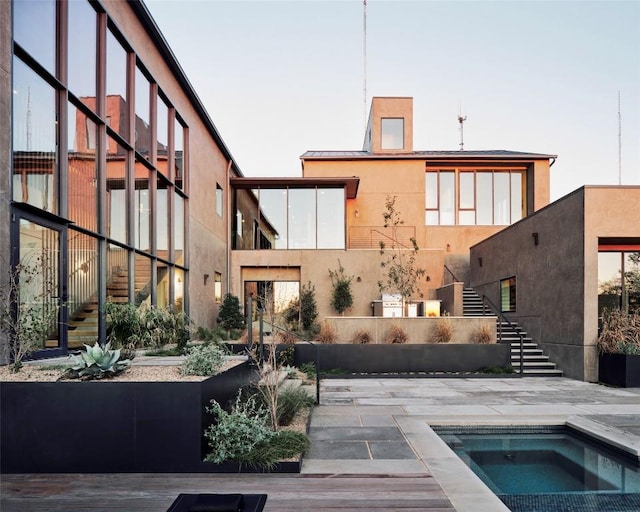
left=145, top=0, right=640, bottom=201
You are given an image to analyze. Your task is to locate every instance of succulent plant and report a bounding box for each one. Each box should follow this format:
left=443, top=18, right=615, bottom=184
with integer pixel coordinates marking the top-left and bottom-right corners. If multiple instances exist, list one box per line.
left=64, top=342, right=130, bottom=380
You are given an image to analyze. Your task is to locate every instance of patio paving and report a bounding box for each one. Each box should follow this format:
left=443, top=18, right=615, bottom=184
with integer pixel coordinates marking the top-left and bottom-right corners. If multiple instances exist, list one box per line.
left=3, top=376, right=640, bottom=511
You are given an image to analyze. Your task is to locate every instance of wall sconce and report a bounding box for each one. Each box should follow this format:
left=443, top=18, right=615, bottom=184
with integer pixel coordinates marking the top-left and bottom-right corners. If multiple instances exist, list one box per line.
left=356, top=276, right=362, bottom=282
left=80, top=262, right=89, bottom=274
left=478, top=257, right=483, bottom=267
left=446, top=243, right=451, bottom=252
left=354, top=209, right=360, bottom=219
left=426, top=275, right=431, bottom=282
left=203, top=274, right=209, bottom=285
left=532, top=232, right=539, bottom=246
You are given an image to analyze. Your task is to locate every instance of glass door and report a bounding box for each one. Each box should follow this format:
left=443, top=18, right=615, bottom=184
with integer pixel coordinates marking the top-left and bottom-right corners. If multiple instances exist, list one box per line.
left=14, top=212, right=67, bottom=358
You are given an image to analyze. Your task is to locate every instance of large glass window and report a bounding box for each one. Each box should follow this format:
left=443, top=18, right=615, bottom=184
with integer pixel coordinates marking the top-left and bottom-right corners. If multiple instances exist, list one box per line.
left=288, top=188, right=316, bottom=249
left=501, top=277, right=516, bottom=312
left=68, top=0, right=97, bottom=104
left=13, top=0, right=56, bottom=75
left=599, top=250, right=640, bottom=316
left=317, top=188, right=345, bottom=248
left=12, top=57, right=58, bottom=213
left=135, top=65, right=151, bottom=159
left=174, top=118, right=184, bottom=189
left=68, top=102, right=97, bottom=231
left=174, top=193, right=185, bottom=263
left=259, top=189, right=288, bottom=249
left=157, top=176, right=170, bottom=253
left=106, top=29, right=129, bottom=141
left=134, top=163, right=151, bottom=251
left=67, top=230, right=98, bottom=348
left=381, top=118, right=404, bottom=150
left=426, top=169, right=525, bottom=226
left=157, top=95, right=169, bottom=174
left=106, top=135, right=127, bottom=244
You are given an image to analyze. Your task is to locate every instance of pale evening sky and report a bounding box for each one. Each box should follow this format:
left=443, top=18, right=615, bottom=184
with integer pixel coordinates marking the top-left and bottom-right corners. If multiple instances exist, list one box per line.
left=145, top=0, right=640, bottom=201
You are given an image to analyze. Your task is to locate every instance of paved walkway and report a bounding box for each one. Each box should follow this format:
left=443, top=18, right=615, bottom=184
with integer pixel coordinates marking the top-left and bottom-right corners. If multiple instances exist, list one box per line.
left=303, top=377, right=640, bottom=511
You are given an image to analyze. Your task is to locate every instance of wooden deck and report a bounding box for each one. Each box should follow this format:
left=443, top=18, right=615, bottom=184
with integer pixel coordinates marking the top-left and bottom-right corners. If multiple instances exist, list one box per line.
left=1, top=473, right=456, bottom=511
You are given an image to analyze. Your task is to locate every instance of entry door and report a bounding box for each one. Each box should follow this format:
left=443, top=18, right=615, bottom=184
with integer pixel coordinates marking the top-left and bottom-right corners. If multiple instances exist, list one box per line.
left=12, top=211, right=67, bottom=358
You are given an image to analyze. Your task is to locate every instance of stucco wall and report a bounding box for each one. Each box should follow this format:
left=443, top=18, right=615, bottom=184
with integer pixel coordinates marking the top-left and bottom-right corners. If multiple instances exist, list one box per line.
left=470, top=188, right=587, bottom=380
left=0, top=0, right=11, bottom=362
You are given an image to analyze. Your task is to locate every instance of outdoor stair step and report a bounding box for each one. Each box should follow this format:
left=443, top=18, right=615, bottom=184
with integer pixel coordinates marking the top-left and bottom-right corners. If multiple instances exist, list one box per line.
left=512, top=361, right=557, bottom=369
left=516, top=368, right=564, bottom=377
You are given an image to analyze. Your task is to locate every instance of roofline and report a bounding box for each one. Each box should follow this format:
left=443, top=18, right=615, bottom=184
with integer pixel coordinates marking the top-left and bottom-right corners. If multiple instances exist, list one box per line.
left=301, top=152, right=558, bottom=161
left=230, top=176, right=360, bottom=199
left=128, top=0, right=243, bottom=177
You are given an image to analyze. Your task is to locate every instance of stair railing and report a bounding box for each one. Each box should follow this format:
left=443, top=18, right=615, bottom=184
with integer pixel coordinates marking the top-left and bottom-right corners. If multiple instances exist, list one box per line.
left=442, top=265, right=461, bottom=287
left=481, top=294, right=524, bottom=376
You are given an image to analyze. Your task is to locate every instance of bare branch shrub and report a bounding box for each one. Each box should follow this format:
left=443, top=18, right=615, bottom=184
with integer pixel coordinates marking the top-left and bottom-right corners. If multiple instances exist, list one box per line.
left=384, top=324, right=408, bottom=344
left=351, top=329, right=372, bottom=344
left=276, top=330, right=297, bottom=345
left=598, top=309, right=640, bottom=355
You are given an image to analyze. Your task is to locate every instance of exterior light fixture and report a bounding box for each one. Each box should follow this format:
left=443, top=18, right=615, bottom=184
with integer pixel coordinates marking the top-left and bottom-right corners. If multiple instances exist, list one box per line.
left=478, top=257, right=483, bottom=267
left=532, top=232, right=539, bottom=245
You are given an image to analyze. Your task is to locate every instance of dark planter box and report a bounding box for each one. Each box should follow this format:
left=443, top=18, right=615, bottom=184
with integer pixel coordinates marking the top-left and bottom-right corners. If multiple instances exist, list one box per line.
left=599, top=353, right=640, bottom=388
left=294, top=343, right=510, bottom=373
left=0, top=361, right=275, bottom=474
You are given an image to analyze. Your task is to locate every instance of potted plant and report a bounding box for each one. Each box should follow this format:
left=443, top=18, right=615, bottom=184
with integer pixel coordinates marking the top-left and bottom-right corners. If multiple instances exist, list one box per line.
left=598, top=308, right=640, bottom=387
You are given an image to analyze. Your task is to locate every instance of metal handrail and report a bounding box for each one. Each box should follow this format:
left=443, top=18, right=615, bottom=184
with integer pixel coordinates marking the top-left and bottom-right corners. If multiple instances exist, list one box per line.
left=442, top=265, right=461, bottom=286
left=481, top=294, right=524, bottom=376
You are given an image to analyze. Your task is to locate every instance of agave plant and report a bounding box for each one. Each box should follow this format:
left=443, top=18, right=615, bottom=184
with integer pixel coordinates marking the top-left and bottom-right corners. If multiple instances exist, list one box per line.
left=64, top=342, right=130, bottom=380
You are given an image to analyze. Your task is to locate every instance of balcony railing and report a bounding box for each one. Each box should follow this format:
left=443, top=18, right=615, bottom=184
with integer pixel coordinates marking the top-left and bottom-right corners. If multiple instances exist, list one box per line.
left=348, top=225, right=417, bottom=250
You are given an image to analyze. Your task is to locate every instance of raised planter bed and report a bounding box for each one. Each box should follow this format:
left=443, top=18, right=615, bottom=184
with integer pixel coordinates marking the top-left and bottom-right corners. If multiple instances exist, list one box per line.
left=599, top=353, right=640, bottom=388
left=0, top=361, right=278, bottom=473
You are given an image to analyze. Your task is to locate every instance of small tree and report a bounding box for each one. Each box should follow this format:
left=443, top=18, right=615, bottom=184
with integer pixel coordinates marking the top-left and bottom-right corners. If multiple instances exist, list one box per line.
left=217, top=293, right=245, bottom=335
left=329, top=259, right=354, bottom=315
left=377, top=195, right=426, bottom=309
left=300, top=282, right=318, bottom=332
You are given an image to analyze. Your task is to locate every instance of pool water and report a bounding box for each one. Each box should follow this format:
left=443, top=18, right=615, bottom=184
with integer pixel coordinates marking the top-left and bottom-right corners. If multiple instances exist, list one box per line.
left=434, top=426, right=640, bottom=512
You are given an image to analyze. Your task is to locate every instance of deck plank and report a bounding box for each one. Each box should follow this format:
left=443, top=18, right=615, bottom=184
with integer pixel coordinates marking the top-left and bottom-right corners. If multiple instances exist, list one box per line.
left=1, top=473, right=456, bottom=511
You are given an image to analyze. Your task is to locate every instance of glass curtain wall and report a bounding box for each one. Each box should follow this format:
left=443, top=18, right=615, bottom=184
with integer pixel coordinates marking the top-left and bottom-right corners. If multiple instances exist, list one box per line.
left=11, top=0, right=189, bottom=356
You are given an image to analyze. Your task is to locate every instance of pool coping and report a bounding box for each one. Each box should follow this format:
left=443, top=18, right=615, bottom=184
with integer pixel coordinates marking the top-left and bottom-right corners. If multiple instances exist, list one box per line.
left=398, top=414, right=640, bottom=512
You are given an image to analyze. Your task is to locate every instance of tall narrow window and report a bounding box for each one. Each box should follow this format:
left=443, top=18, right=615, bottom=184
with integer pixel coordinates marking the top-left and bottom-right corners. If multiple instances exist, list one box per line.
left=68, top=0, right=97, bottom=104
left=106, top=29, right=129, bottom=141
left=13, top=0, right=56, bottom=75
left=501, top=277, right=516, bottom=312
left=135, top=65, right=151, bottom=159
left=216, top=183, right=223, bottom=217
left=381, top=118, right=404, bottom=150
left=214, top=272, right=222, bottom=303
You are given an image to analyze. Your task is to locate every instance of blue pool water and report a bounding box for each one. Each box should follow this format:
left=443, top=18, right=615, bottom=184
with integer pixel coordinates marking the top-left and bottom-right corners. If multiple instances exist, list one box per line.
left=434, top=426, right=640, bottom=512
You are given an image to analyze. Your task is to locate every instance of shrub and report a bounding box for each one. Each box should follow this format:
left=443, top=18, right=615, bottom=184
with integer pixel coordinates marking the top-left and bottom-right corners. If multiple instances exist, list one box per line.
left=277, top=386, right=315, bottom=426
left=277, top=330, right=298, bottom=345
left=384, top=324, right=408, bottom=344
left=204, top=395, right=272, bottom=464
left=472, top=324, right=493, bottom=344
left=315, top=321, right=337, bottom=343
left=243, top=430, right=310, bottom=468
left=217, top=293, right=245, bottom=332
left=598, top=309, right=640, bottom=355
left=351, top=329, right=372, bottom=344
left=300, top=282, right=318, bottom=331
left=276, top=345, right=296, bottom=367
left=328, top=260, right=354, bottom=315
left=299, top=362, right=316, bottom=381
left=432, top=317, right=453, bottom=344
left=196, top=325, right=227, bottom=343
left=181, top=344, right=225, bottom=376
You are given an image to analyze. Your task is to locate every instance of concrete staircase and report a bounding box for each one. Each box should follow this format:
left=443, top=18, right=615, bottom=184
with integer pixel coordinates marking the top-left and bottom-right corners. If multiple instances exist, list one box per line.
left=463, top=288, right=562, bottom=377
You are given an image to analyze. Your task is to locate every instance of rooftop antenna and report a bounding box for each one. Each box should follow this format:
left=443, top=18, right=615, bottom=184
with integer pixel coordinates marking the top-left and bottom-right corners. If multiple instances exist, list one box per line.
left=363, top=0, right=367, bottom=130
left=618, top=90, right=622, bottom=185
left=26, top=86, right=32, bottom=151
left=457, top=105, right=467, bottom=151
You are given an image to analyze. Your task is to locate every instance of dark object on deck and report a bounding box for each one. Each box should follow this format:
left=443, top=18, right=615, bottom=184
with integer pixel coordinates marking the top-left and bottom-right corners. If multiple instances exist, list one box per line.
left=166, top=494, right=267, bottom=512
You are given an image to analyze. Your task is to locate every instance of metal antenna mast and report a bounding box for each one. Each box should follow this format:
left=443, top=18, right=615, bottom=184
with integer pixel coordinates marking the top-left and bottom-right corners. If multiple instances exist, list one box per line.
left=618, top=90, right=622, bottom=185
left=26, top=86, right=32, bottom=151
left=363, top=0, right=367, bottom=130
left=458, top=111, right=467, bottom=151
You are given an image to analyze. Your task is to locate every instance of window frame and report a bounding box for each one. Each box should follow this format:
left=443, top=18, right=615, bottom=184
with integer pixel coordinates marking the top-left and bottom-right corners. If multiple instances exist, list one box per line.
left=500, top=276, right=517, bottom=313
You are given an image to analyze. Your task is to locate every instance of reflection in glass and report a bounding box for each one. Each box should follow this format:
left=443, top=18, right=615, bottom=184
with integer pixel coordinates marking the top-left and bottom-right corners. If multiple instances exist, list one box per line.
left=494, top=173, right=510, bottom=225
left=68, top=103, right=97, bottom=231
left=157, top=176, right=169, bottom=252
left=156, top=262, right=170, bottom=309
left=135, top=66, right=151, bottom=159
left=245, top=281, right=299, bottom=325
left=134, top=254, right=152, bottom=306
left=260, top=189, right=287, bottom=249
left=626, top=253, right=640, bottom=314
left=599, top=251, right=640, bottom=315
left=174, top=193, right=184, bottom=261
left=134, top=164, right=151, bottom=251
left=19, top=219, right=60, bottom=350
left=68, top=0, right=96, bottom=102
left=106, top=135, right=127, bottom=243
left=13, top=0, right=56, bottom=75
left=157, top=96, right=169, bottom=174
left=476, top=172, right=493, bottom=225
left=107, top=243, right=129, bottom=304
left=106, top=29, right=129, bottom=141
left=288, top=189, right=316, bottom=248
left=174, top=119, right=184, bottom=188
left=317, top=188, right=345, bottom=249
left=439, top=172, right=455, bottom=225
left=174, top=268, right=184, bottom=311
left=12, top=57, right=57, bottom=213
left=67, top=230, right=98, bottom=348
